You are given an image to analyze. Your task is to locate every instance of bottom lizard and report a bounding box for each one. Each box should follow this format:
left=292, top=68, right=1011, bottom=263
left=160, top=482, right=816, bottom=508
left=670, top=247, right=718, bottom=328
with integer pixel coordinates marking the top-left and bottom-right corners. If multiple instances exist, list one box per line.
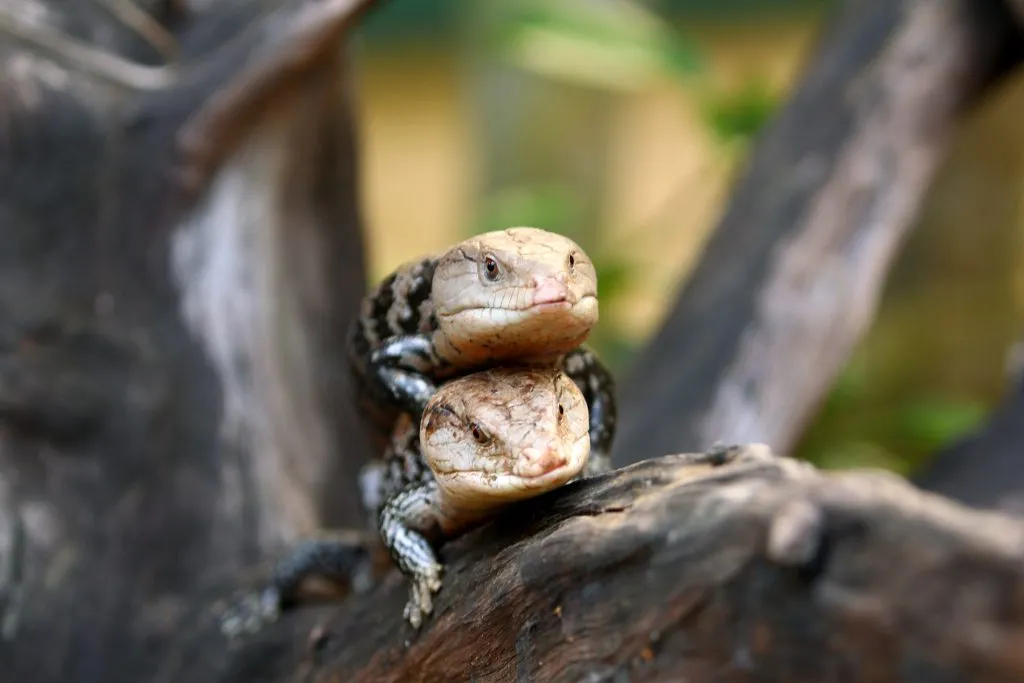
left=223, top=366, right=601, bottom=635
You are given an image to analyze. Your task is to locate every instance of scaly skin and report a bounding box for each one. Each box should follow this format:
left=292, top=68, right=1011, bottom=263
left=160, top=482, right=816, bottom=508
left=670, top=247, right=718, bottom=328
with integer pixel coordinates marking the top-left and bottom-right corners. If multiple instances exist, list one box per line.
left=230, top=367, right=596, bottom=634
left=348, top=226, right=616, bottom=475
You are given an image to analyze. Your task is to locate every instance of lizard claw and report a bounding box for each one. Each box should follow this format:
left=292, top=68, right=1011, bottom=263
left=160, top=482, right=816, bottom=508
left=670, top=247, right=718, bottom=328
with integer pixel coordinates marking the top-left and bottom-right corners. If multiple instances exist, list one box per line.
left=424, top=562, right=443, bottom=592
left=403, top=563, right=444, bottom=629
left=218, top=588, right=282, bottom=638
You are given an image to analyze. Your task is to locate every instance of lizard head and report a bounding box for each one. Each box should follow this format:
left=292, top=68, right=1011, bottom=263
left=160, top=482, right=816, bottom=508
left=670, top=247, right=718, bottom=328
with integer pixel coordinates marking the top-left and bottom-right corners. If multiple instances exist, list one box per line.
left=431, top=227, right=599, bottom=365
left=420, top=367, right=590, bottom=518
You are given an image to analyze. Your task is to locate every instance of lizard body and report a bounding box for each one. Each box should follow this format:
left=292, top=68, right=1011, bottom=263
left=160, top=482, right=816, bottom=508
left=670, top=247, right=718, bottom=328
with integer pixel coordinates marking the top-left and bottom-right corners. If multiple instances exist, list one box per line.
left=244, top=366, right=595, bottom=631
left=348, top=226, right=616, bottom=474
left=221, top=228, right=617, bottom=635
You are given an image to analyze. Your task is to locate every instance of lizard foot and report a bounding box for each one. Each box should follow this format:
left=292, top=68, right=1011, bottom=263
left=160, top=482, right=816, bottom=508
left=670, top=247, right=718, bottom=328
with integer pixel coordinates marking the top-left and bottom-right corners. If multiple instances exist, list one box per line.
left=218, top=587, right=282, bottom=638
left=219, top=533, right=375, bottom=639
left=402, top=562, right=443, bottom=629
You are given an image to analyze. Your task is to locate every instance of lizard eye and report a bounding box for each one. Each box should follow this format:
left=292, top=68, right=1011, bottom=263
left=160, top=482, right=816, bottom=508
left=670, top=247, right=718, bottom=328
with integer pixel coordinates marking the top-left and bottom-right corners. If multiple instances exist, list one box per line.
left=469, top=422, right=490, bottom=444
left=568, top=252, right=576, bottom=270
left=558, top=404, right=564, bottom=419
left=481, top=255, right=500, bottom=282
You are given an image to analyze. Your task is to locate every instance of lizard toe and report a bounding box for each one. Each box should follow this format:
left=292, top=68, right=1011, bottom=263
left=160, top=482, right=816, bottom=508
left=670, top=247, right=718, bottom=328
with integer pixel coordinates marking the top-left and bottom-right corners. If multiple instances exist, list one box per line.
left=219, top=589, right=281, bottom=638
left=425, top=564, right=443, bottom=593
left=403, top=597, right=425, bottom=629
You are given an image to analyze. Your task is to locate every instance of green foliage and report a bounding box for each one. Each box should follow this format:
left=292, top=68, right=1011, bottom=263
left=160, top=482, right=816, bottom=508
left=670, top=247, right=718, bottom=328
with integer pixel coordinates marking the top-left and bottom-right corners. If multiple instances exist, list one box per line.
left=896, top=396, right=987, bottom=453
left=797, top=356, right=988, bottom=473
left=700, top=80, right=779, bottom=143
left=490, top=0, right=704, bottom=91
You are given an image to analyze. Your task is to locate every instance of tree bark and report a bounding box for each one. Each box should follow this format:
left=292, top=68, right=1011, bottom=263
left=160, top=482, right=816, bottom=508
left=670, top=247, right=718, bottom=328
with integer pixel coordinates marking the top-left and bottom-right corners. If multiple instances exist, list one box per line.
left=170, top=445, right=1024, bottom=682
left=0, top=0, right=377, bottom=680
left=613, top=0, right=1022, bottom=465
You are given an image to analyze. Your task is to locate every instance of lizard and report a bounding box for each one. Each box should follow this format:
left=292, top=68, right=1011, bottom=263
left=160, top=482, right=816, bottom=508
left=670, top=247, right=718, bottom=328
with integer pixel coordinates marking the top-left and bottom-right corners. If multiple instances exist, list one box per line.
left=348, top=226, right=616, bottom=476
left=221, top=366, right=595, bottom=634
left=220, top=227, right=617, bottom=635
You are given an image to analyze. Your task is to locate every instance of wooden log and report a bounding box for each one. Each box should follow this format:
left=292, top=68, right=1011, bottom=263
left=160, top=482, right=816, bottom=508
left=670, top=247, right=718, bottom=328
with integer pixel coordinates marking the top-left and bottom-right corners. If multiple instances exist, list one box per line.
left=188, top=445, right=1024, bottom=682
left=613, top=0, right=1023, bottom=464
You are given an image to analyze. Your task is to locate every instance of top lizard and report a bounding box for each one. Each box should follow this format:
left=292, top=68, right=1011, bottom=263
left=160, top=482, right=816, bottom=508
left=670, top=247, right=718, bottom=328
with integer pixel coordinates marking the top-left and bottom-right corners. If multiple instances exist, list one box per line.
left=349, top=226, right=616, bottom=472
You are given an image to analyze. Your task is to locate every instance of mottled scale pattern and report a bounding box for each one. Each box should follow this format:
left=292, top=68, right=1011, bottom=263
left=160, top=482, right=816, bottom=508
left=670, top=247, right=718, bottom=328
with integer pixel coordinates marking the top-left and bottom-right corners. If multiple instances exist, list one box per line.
left=348, top=258, right=441, bottom=447
left=370, top=417, right=446, bottom=628
left=561, top=347, right=616, bottom=475
left=373, top=417, right=433, bottom=509
left=349, top=257, right=439, bottom=364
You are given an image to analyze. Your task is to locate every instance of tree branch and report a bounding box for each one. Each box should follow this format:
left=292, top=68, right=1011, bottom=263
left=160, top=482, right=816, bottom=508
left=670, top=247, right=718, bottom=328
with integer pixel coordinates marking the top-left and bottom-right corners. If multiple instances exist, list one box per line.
left=185, top=445, right=1024, bottom=682
left=613, top=0, right=1022, bottom=464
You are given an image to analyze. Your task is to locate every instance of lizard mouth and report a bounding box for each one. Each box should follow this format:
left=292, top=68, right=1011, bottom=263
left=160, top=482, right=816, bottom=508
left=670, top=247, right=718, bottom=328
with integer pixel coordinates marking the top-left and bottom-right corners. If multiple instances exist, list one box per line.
left=438, top=293, right=597, bottom=318
left=437, top=468, right=577, bottom=501
left=434, top=437, right=590, bottom=500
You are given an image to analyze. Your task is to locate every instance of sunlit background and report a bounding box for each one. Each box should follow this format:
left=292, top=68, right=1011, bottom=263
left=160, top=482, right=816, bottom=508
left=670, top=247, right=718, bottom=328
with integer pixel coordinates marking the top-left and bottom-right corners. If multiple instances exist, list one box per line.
left=350, top=0, right=1024, bottom=474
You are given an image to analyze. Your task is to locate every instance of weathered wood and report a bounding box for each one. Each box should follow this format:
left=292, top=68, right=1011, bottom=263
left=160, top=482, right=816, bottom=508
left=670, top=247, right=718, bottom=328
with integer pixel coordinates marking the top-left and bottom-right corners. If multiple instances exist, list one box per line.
left=194, top=445, right=1024, bottom=682
left=0, top=0, right=377, bottom=680
left=613, top=0, right=1022, bottom=464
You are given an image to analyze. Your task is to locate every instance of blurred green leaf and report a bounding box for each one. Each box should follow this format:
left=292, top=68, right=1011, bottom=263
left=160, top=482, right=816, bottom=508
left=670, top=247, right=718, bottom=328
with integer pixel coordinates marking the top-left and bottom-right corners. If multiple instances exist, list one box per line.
left=700, top=80, right=778, bottom=143
left=591, top=256, right=634, bottom=301
left=492, top=0, right=704, bottom=91
left=897, top=396, right=987, bottom=452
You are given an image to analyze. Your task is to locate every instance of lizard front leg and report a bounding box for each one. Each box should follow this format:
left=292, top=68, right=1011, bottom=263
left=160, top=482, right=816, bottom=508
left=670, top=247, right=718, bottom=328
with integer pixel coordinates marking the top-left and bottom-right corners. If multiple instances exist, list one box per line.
left=377, top=480, right=445, bottom=629
left=561, top=346, right=617, bottom=475
left=368, top=334, right=444, bottom=421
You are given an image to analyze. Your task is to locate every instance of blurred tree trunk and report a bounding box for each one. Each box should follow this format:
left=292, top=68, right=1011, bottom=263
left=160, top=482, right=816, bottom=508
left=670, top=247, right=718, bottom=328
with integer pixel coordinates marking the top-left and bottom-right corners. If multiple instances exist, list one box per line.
left=613, top=0, right=1022, bottom=465
left=794, top=74, right=1024, bottom=471
left=0, top=0, right=376, bottom=679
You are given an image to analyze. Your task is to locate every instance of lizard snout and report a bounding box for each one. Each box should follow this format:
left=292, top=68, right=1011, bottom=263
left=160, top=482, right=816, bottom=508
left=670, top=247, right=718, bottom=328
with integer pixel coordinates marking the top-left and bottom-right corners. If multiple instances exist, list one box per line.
left=517, top=446, right=568, bottom=478
left=530, top=275, right=571, bottom=306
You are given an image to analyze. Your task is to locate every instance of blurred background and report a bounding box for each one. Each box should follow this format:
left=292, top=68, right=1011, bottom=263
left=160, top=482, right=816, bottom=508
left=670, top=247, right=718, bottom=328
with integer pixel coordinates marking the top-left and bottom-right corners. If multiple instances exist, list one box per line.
left=350, top=0, right=1024, bottom=475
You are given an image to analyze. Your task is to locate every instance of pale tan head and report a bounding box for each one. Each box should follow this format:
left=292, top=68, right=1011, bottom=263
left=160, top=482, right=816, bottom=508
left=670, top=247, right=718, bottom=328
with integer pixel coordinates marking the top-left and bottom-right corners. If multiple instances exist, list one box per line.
left=431, top=227, right=599, bottom=365
left=420, top=367, right=590, bottom=531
